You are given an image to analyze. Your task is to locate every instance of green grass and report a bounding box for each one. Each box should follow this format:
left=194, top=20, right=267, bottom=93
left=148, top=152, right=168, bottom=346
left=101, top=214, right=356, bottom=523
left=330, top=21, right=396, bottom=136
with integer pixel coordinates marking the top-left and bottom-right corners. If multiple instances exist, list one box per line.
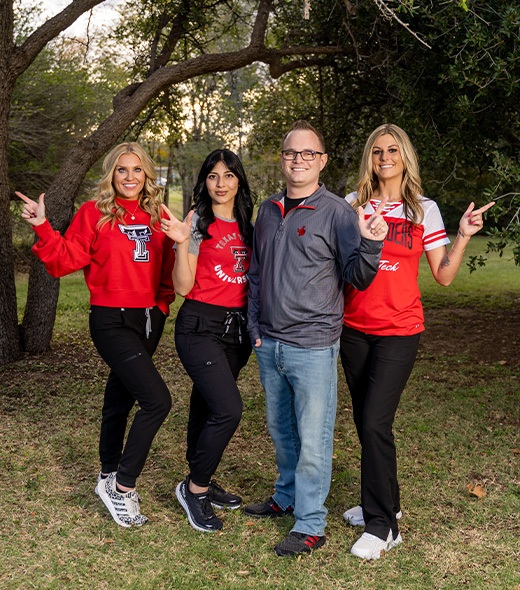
left=2, top=238, right=519, bottom=589
left=419, top=235, right=519, bottom=309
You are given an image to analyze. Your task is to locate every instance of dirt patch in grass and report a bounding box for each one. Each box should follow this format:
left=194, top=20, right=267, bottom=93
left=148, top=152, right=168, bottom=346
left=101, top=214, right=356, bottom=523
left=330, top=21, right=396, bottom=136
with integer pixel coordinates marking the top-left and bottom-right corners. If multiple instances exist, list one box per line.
left=2, top=306, right=519, bottom=391
left=422, top=307, right=519, bottom=367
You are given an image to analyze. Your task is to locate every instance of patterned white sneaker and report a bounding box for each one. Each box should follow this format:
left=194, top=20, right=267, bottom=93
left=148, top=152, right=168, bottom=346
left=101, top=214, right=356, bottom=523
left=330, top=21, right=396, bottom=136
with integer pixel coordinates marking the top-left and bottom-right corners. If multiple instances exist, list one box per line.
left=95, top=472, right=148, bottom=528
left=94, top=472, right=115, bottom=496
left=351, top=530, right=402, bottom=560
left=343, top=505, right=403, bottom=527
left=95, top=472, right=142, bottom=503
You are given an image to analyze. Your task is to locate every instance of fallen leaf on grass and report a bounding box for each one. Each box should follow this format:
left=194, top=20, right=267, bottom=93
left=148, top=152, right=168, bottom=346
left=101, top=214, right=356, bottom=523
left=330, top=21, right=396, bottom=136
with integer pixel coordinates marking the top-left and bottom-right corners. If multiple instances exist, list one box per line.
left=467, top=483, right=487, bottom=498
left=237, top=571, right=250, bottom=576
left=245, top=521, right=257, bottom=526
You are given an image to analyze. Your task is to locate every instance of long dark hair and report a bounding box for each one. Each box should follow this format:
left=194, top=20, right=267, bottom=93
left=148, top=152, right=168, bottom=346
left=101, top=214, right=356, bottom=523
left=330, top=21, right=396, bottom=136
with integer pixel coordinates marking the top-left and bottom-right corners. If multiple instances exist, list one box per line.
left=193, top=149, right=254, bottom=246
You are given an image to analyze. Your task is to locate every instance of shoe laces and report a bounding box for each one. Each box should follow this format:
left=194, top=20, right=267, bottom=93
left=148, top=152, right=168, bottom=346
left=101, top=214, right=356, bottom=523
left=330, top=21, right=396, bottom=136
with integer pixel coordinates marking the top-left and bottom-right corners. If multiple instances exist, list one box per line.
left=124, top=490, right=141, bottom=517
left=199, top=494, right=216, bottom=517
left=208, top=480, right=225, bottom=494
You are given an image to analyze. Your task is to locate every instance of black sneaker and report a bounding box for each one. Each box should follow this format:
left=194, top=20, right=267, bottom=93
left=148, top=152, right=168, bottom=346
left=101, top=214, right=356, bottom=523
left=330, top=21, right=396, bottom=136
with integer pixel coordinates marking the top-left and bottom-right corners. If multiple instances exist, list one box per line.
left=175, top=478, right=223, bottom=532
left=274, top=532, right=326, bottom=557
left=208, top=480, right=242, bottom=510
left=243, top=496, right=294, bottom=518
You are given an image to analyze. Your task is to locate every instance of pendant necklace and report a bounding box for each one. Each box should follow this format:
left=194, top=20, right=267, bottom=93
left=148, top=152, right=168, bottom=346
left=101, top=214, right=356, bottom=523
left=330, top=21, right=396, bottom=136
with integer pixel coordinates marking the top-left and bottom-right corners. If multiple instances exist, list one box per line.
left=125, top=200, right=140, bottom=220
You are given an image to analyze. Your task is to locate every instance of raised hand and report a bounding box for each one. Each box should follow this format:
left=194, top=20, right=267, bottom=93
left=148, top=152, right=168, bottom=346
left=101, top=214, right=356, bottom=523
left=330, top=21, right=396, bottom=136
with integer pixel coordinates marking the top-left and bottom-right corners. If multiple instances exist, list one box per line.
left=458, top=201, right=495, bottom=238
left=357, top=196, right=389, bottom=241
left=16, top=191, right=46, bottom=226
left=160, top=204, right=194, bottom=244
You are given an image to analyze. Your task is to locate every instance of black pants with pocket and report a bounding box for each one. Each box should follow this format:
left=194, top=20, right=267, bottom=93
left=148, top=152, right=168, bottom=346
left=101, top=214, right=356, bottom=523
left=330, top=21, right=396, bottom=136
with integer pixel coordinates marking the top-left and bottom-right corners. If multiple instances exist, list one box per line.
left=174, top=299, right=252, bottom=488
left=340, top=325, right=420, bottom=541
left=89, top=305, right=171, bottom=488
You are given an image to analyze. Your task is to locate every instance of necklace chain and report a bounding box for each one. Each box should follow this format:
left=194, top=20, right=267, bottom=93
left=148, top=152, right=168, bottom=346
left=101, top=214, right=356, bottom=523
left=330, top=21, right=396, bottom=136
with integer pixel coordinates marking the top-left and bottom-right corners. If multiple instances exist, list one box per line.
left=123, top=200, right=141, bottom=220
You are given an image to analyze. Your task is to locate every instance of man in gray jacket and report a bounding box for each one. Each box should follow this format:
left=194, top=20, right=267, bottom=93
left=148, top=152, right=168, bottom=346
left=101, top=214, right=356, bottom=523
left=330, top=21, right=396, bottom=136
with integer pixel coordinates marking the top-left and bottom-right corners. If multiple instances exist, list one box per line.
left=245, top=120, right=388, bottom=556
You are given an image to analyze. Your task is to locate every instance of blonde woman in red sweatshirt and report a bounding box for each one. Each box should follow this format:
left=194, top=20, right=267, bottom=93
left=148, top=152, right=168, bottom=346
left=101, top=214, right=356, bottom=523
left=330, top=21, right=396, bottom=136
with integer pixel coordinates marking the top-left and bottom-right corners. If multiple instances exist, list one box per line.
left=17, top=142, right=175, bottom=528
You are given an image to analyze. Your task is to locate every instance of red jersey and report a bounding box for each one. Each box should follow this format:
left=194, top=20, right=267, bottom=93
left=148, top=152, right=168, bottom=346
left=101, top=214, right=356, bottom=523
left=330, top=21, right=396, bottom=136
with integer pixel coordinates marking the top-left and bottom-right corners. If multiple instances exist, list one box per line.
left=185, top=213, right=251, bottom=308
left=32, top=199, right=175, bottom=314
left=343, top=193, right=450, bottom=336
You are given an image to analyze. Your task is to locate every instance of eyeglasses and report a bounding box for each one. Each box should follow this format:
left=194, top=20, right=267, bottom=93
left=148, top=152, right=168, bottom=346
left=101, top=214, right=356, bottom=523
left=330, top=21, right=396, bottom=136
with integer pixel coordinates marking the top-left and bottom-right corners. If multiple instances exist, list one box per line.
left=281, top=150, right=325, bottom=161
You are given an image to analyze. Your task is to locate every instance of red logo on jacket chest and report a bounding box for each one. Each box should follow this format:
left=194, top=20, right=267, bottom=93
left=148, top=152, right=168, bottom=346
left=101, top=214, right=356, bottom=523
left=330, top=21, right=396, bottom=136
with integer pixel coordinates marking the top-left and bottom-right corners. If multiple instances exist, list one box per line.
left=297, top=226, right=306, bottom=237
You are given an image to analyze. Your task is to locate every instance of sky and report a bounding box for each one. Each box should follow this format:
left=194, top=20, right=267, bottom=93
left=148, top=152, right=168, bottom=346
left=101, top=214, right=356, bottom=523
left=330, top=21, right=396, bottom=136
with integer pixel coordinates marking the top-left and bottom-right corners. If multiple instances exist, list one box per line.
left=20, top=0, right=122, bottom=37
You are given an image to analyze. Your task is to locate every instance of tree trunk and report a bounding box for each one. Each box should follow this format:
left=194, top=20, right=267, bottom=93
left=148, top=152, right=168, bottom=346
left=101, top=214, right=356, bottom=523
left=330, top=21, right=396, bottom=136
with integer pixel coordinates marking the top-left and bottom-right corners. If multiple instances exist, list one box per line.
left=0, top=0, right=20, bottom=363
left=0, top=96, right=21, bottom=364
left=181, top=172, right=193, bottom=218
left=20, top=261, right=60, bottom=353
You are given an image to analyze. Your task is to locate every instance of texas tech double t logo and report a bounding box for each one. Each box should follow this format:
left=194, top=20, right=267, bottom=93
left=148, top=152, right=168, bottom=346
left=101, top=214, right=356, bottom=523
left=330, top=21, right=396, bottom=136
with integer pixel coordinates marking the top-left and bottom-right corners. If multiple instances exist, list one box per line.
left=230, top=246, right=248, bottom=273
left=119, top=224, right=152, bottom=262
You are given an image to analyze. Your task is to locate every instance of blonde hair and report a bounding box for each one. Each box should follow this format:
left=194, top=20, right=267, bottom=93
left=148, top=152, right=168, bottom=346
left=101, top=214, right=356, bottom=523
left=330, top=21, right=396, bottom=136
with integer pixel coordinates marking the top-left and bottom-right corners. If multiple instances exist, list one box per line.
left=353, top=124, right=424, bottom=224
left=96, top=142, right=164, bottom=229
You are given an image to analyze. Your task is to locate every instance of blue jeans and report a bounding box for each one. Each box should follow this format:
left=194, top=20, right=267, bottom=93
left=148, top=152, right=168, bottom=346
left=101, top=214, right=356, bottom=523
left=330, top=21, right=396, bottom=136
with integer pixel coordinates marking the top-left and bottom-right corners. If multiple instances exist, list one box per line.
left=255, top=337, right=339, bottom=536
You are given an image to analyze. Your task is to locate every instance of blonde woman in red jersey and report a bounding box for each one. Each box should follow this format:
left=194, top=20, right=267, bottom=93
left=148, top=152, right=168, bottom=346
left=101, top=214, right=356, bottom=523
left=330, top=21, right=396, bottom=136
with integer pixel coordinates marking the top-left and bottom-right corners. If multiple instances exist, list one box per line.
left=161, top=149, right=254, bottom=533
left=17, top=143, right=175, bottom=528
left=340, top=124, right=494, bottom=559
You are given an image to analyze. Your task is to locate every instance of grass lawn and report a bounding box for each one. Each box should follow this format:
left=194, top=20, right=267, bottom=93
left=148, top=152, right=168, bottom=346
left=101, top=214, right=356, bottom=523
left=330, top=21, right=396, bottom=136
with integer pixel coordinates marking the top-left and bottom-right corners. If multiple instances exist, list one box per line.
left=1, top=236, right=518, bottom=589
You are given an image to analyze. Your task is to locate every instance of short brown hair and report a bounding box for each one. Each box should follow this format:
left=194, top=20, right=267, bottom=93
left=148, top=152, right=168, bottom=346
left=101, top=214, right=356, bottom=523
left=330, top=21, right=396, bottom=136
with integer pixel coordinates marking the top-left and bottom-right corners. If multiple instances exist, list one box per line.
left=281, top=120, right=326, bottom=153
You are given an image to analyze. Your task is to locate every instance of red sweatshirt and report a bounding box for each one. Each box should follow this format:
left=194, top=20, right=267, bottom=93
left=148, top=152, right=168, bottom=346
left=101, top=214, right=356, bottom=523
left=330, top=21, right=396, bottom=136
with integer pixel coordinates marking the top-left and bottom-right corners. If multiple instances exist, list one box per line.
left=32, top=199, right=175, bottom=314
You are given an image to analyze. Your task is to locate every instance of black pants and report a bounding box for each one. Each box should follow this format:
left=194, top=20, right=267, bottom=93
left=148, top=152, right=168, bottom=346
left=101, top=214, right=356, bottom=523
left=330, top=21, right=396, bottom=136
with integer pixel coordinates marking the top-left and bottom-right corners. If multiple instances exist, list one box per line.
left=174, top=299, right=252, bottom=487
left=89, top=306, right=171, bottom=488
left=340, top=325, right=420, bottom=541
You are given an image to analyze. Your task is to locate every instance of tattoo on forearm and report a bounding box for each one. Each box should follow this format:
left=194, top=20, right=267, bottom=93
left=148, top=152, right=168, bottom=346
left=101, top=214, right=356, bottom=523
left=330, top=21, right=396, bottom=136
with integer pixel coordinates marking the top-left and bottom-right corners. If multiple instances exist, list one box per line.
left=440, top=254, right=451, bottom=268
left=458, top=229, right=466, bottom=238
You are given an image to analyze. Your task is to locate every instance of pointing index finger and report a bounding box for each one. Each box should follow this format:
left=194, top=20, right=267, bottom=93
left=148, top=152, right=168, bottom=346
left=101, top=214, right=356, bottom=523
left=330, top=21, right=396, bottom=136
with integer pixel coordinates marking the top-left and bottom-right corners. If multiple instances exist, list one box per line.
left=15, top=191, right=32, bottom=205
left=474, top=201, right=495, bottom=214
left=373, top=195, right=389, bottom=216
left=160, top=203, right=175, bottom=221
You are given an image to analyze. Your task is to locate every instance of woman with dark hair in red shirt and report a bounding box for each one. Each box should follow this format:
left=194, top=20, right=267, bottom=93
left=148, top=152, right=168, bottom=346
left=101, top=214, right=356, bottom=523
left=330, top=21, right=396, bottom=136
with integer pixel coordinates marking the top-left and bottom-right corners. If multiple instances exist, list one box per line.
left=161, top=148, right=253, bottom=533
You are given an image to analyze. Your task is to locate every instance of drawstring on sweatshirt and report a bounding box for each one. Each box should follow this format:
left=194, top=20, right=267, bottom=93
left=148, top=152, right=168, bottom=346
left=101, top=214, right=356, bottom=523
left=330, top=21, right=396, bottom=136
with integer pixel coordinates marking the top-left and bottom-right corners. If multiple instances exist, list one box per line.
left=222, top=311, right=246, bottom=343
left=145, top=307, right=152, bottom=339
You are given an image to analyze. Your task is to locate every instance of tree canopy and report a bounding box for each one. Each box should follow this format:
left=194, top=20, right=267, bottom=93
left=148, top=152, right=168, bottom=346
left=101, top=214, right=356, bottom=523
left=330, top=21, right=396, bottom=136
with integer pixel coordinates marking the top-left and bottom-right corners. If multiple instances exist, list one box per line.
left=1, top=0, right=518, bottom=365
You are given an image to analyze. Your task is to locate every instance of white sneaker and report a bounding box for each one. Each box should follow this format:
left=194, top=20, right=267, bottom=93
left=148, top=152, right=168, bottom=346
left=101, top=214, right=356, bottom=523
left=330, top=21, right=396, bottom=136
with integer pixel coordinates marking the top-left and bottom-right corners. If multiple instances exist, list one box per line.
left=95, top=472, right=148, bottom=528
left=351, top=530, right=402, bottom=560
left=343, top=505, right=403, bottom=526
left=94, top=472, right=116, bottom=495
left=95, top=472, right=142, bottom=503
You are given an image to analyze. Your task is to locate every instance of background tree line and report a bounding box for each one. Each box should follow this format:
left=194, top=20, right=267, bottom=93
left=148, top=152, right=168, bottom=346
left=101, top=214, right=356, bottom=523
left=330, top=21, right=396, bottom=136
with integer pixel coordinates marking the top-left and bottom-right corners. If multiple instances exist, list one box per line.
left=1, top=0, right=518, bottom=365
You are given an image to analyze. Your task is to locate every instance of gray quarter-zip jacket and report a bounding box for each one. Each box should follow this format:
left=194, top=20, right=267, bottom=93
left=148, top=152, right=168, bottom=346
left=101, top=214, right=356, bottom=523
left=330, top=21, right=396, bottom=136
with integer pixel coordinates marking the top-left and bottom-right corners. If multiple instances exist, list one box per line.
left=247, top=184, right=382, bottom=348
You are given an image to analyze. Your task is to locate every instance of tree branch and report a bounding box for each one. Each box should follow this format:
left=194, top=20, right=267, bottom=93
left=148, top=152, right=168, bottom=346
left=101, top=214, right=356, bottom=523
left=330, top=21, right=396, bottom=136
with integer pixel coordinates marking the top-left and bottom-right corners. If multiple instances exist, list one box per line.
left=372, top=0, right=432, bottom=50
left=148, top=2, right=191, bottom=75
left=267, top=55, right=349, bottom=78
left=12, top=0, right=105, bottom=77
left=250, top=0, right=273, bottom=47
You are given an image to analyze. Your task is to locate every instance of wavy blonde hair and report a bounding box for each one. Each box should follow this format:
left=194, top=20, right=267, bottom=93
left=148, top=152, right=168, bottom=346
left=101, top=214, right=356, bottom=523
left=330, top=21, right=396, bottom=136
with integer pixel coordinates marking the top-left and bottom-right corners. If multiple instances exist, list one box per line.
left=96, top=142, right=164, bottom=229
left=353, top=124, right=424, bottom=224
